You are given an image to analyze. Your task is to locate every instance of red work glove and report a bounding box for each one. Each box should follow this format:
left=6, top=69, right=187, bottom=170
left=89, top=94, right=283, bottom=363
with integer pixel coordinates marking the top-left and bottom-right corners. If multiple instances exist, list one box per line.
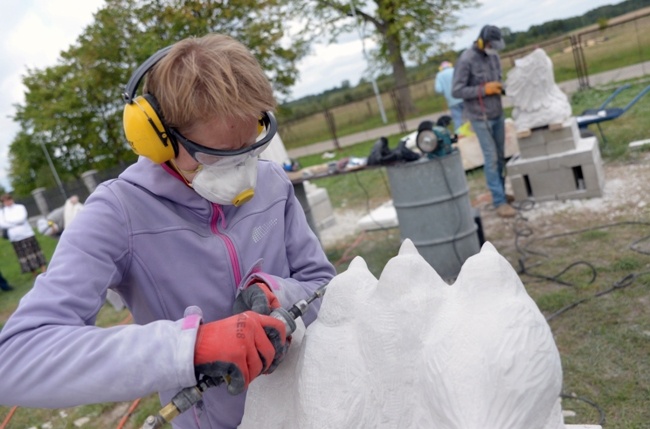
left=484, top=81, right=503, bottom=96
left=233, top=282, right=280, bottom=315
left=194, top=311, right=288, bottom=395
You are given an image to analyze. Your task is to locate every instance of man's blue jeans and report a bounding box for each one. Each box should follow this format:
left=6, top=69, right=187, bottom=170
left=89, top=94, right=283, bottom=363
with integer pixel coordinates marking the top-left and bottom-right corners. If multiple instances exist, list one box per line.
left=470, top=115, right=506, bottom=207
left=449, top=103, right=464, bottom=132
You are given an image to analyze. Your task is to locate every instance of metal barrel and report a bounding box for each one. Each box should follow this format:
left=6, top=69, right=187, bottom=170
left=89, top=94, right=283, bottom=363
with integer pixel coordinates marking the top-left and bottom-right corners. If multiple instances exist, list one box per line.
left=386, top=150, right=480, bottom=281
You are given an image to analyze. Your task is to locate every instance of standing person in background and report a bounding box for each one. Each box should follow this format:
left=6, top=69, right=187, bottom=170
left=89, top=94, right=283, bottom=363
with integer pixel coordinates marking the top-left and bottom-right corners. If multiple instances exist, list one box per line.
left=0, top=270, right=13, bottom=292
left=0, top=33, right=335, bottom=429
left=0, top=194, right=47, bottom=276
left=63, top=194, right=84, bottom=229
left=434, top=61, right=464, bottom=132
left=452, top=25, right=516, bottom=218
left=37, top=195, right=85, bottom=238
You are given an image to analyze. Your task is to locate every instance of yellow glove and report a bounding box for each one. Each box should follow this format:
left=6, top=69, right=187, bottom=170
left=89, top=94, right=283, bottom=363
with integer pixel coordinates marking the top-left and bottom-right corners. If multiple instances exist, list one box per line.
left=484, top=81, right=503, bottom=96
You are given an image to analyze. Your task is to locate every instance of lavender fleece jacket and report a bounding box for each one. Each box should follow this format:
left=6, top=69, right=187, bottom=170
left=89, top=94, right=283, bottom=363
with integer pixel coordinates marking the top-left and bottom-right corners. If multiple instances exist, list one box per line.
left=0, top=157, right=335, bottom=429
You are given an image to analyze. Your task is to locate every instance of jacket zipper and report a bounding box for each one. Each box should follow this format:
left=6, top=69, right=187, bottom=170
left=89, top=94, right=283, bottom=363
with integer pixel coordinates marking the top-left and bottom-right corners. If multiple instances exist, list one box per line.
left=210, top=204, right=242, bottom=289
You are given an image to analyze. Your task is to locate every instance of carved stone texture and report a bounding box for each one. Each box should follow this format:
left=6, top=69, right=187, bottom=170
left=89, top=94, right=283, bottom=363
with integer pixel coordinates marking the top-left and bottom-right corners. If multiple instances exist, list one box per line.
left=506, top=48, right=572, bottom=132
left=240, top=239, right=565, bottom=429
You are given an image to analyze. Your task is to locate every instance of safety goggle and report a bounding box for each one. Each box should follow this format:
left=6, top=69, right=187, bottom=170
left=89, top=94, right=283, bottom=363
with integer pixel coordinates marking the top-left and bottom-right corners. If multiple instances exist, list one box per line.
left=170, top=111, right=277, bottom=168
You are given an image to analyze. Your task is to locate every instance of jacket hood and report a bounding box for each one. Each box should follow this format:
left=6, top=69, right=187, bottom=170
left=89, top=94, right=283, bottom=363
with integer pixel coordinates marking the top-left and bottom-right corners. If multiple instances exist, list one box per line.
left=118, top=156, right=213, bottom=220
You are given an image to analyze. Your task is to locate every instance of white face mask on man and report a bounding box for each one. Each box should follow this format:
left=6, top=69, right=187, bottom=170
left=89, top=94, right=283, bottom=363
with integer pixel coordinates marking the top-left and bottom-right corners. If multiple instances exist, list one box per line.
left=486, top=39, right=506, bottom=55
left=190, top=155, right=258, bottom=207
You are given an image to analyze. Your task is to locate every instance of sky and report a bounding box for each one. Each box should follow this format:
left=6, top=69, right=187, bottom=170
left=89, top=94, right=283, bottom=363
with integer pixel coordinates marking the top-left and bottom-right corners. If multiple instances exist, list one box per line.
left=0, top=0, right=622, bottom=191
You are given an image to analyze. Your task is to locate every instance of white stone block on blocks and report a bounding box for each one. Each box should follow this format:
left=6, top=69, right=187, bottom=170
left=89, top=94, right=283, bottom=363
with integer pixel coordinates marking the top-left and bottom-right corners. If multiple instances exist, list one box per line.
left=506, top=153, right=551, bottom=176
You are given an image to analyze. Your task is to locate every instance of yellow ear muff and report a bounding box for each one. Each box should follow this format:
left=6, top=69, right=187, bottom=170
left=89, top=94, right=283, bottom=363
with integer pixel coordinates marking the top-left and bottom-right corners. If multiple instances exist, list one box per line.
left=122, top=45, right=176, bottom=164
left=477, top=37, right=484, bottom=50
left=257, top=117, right=265, bottom=135
left=123, top=94, right=176, bottom=164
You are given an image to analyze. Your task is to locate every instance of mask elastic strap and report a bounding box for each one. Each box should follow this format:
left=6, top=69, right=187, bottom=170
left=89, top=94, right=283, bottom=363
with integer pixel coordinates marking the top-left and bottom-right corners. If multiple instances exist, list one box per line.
left=166, top=159, right=199, bottom=187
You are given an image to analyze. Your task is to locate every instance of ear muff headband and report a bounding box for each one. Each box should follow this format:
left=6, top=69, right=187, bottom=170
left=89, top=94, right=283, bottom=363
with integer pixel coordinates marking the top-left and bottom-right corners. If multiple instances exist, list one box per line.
left=477, top=25, right=488, bottom=50
left=123, top=46, right=173, bottom=103
left=122, top=45, right=178, bottom=164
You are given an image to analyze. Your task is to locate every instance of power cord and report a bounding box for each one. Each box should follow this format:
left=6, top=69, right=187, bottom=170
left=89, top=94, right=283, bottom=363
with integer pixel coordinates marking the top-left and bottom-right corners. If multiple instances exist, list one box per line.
left=560, top=392, right=607, bottom=426
left=512, top=214, right=650, bottom=321
left=352, top=168, right=395, bottom=231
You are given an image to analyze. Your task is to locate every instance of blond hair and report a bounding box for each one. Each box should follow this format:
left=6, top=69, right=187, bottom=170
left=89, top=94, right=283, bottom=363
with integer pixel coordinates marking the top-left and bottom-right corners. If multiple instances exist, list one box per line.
left=143, top=34, right=276, bottom=130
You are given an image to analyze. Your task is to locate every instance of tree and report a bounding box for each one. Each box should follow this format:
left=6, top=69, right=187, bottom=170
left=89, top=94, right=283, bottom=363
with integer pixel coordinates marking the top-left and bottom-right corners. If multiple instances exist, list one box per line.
left=597, top=17, right=609, bottom=31
left=291, top=0, right=478, bottom=114
left=8, top=0, right=308, bottom=193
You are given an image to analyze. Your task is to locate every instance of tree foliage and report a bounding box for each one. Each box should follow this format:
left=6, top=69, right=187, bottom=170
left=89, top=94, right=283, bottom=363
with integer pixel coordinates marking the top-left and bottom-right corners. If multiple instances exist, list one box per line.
left=289, top=0, right=478, bottom=114
left=8, top=0, right=307, bottom=196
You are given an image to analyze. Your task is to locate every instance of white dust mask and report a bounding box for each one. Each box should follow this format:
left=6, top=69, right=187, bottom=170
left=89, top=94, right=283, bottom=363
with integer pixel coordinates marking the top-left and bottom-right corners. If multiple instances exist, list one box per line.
left=191, top=155, right=258, bottom=206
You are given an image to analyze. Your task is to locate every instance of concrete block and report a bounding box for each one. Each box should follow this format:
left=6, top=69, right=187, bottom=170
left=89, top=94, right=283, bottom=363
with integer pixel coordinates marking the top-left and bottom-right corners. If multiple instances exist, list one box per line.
left=528, top=190, right=557, bottom=202
left=537, top=116, right=580, bottom=143
left=557, top=186, right=603, bottom=200
left=505, top=132, right=604, bottom=203
left=509, top=174, right=529, bottom=201
left=568, top=116, right=582, bottom=143
left=579, top=163, right=605, bottom=197
left=546, top=136, right=577, bottom=155
left=589, top=152, right=606, bottom=191
left=529, top=169, right=576, bottom=197
left=520, top=142, right=549, bottom=159
left=547, top=137, right=598, bottom=170
left=518, top=130, right=547, bottom=159
left=306, top=185, right=336, bottom=230
left=506, top=154, right=551, bottom=176
left=518, top=129, right=546, bottom=147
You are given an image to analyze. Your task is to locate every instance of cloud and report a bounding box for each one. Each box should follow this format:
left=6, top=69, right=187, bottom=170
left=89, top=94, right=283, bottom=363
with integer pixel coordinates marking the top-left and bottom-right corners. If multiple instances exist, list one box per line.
left=0, top=0, right=104, bottom=191
left=290, top=38, right=376, bottom=100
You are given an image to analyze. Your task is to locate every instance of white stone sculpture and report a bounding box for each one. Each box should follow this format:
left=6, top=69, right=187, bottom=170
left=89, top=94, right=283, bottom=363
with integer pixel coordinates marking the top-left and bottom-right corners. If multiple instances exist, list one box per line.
left=506, top=48, right=572, bottom=132
left=239, top=240, right=565, bottom=429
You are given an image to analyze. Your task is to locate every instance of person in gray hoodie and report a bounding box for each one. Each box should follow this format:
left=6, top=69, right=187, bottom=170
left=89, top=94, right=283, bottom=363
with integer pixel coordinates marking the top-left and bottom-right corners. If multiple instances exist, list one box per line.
left=0, top=33, right=336, bottom=429
left=452, top=25, right=516, bottom=218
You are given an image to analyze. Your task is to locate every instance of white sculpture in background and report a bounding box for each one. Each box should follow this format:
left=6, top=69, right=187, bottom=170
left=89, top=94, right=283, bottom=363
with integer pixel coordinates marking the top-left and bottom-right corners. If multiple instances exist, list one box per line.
left=240, top=239, right=565, bottom=429
left=506, top=48, right=572, bottom=132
